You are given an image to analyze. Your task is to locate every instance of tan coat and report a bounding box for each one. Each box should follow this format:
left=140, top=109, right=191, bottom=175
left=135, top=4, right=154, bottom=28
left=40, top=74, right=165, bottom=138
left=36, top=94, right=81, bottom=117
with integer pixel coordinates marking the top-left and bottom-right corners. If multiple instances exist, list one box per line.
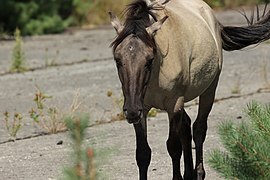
left=144, top=0, right=223, bottom=113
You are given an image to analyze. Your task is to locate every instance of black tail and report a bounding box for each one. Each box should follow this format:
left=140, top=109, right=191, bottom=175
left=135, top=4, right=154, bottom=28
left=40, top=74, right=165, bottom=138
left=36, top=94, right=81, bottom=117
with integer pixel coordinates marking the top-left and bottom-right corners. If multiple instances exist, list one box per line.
left=221, top=9, right=270, bottom=51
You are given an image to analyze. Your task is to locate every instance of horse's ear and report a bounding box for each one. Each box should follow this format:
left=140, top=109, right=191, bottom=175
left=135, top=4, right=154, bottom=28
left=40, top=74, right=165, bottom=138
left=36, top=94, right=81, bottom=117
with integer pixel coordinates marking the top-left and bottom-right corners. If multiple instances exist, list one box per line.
left=108, top=12, right=123, bottom=34
left=146, top=16, right=168, bottom=36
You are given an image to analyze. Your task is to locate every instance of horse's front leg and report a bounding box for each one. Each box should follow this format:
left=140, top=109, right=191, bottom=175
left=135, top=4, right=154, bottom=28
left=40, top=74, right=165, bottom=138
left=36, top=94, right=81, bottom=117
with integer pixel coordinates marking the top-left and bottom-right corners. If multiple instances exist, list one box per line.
left=168, top=109, right=193, bottom=180
left=133, top=116, right=151, bottom=180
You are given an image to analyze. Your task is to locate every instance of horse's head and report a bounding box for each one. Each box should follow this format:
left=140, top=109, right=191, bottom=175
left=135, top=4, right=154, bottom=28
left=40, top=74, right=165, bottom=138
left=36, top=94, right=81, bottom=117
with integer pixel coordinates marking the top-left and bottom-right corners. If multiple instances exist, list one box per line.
left=109, top=8, right=168, bottom=124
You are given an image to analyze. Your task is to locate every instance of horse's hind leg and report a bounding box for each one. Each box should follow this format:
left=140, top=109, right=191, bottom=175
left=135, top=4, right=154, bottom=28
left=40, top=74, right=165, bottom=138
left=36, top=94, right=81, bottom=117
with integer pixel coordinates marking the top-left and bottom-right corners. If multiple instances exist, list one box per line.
left=180, top=110, right=194, bottom=180
left=167, top=110, right=193, bottom=180
left=193, top=74, right=219, bottom=180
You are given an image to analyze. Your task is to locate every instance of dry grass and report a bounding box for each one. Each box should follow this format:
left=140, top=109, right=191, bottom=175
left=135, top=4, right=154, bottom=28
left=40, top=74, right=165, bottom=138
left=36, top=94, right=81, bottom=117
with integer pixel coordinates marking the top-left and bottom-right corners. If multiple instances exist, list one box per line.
left=261, top=61, right=270, bottom=89
left=231, top=73, right=242, bottom=94
left=204, top=0, right=264, bottom=8
left=29, top=88, right=82, bottom=134
left=84, top=0, right=131, bottom=27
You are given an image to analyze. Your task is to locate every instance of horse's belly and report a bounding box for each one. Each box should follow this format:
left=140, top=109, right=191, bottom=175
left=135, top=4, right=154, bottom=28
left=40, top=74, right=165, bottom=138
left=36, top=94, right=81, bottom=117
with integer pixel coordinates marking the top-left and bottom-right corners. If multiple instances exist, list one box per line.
left=184, top=55, right=220, bottom=102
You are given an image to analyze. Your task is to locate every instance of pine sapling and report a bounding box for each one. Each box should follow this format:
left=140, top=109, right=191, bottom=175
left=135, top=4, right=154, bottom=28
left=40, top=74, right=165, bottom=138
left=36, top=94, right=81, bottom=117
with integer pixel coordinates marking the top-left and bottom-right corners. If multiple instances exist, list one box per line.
left=208, top=102, right=270, bottom=179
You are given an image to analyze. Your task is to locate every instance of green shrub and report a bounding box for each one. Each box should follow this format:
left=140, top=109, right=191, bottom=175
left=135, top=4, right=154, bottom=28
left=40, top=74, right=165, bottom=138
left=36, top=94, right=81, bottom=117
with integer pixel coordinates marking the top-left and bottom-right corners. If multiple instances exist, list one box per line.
left=0, top=0, right=91, bottom=35
left=208, top=102, right=270, bottom=179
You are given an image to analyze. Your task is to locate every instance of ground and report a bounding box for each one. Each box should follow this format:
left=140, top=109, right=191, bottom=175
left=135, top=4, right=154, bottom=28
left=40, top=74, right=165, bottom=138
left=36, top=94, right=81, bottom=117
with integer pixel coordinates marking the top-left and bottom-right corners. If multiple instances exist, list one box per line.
left=0, top=8, right=270, bottom=180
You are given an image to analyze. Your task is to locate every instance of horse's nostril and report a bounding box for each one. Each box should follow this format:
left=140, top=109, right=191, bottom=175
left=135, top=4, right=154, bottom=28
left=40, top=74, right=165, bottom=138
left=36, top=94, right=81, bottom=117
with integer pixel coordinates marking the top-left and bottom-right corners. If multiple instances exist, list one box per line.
left=123, top=110, right=128, bottom=117
left=138, top=110, right=142, bottom=116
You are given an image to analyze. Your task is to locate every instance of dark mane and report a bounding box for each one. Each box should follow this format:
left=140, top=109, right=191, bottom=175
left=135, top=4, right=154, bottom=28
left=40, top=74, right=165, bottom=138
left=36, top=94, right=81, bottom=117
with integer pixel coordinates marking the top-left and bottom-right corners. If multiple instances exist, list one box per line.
left=111, top=0, right=157, bottom=51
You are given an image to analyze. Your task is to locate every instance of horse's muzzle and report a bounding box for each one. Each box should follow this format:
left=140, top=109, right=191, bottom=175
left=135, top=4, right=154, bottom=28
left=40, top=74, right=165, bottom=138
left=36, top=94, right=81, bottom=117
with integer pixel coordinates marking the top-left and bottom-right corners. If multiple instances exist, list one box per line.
left=124, top=110, right=143, bottom=124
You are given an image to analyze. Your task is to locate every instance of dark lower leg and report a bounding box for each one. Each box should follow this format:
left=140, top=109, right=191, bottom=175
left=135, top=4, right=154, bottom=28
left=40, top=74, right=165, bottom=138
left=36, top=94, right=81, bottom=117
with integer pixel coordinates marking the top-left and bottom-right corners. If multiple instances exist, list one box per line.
left=180, top=111, right=194, bottom=180
left=193, top=74, right=219, bottom=179
left=193, top=120, right=207, bottom=179
left=167, top=130, right=182, bottom=180
left=167, top=112, right=183, bottom=180
left=134, top=121, right=151, bottom=180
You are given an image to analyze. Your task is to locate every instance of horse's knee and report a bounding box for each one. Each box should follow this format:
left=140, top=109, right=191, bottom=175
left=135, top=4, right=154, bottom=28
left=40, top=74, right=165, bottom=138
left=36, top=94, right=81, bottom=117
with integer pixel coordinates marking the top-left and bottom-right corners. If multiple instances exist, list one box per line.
left=166, top=133, right=182, bottom=159
left=193, top=121, right=207, bottom=143
left=136, top=145, right=151, bottom=168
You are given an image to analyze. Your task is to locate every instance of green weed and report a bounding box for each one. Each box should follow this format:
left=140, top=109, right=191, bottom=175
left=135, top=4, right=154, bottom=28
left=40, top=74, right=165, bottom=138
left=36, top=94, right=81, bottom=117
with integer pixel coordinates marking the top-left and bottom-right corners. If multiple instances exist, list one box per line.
left=4, top=111, right=23, bottom=140
left=10, top=28, right=26, bottom=72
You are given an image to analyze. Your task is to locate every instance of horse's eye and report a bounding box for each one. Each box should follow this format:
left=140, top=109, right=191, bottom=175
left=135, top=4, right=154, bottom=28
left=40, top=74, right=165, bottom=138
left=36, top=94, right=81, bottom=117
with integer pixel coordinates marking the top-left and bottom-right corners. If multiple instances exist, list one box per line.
left=145, top=58, right=154, bottom=68
left=115, top=58, right=122, bottom=67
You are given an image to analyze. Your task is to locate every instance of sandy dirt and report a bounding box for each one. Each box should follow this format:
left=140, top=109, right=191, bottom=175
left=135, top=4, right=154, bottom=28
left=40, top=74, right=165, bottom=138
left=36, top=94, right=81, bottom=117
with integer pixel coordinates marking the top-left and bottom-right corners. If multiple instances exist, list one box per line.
left=0, top=8, right=270, bottom=180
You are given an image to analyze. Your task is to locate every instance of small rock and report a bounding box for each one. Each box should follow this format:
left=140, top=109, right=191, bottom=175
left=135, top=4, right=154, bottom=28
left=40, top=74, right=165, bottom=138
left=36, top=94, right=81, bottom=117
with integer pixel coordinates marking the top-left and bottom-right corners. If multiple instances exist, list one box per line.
left=236, top=116, right=242, bottom=119
left=56, top=140, right=63, bottom=145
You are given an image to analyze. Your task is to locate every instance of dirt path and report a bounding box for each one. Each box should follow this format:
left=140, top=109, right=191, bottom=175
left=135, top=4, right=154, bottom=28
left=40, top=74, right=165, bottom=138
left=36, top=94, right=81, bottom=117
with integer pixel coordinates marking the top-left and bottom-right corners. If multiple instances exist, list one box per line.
left=0, top=9, right=270, bottom=180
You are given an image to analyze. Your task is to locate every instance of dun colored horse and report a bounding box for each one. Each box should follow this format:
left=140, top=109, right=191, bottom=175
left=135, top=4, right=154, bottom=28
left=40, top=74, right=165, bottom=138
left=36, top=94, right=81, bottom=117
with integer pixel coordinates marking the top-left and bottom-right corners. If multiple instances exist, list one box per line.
left=109, top=0, right=270, bottom=179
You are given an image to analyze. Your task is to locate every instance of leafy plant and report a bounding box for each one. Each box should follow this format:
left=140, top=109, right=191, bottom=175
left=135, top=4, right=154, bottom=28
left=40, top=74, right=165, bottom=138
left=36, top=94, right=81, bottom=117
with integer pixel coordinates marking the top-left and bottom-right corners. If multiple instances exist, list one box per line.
left=63, top=114, right=96, bottom=180
left=10, top=28, right=26, bottom=72
left=208, top=102, right=270, bottom=179
left=4, top=111, right=23, bottom=140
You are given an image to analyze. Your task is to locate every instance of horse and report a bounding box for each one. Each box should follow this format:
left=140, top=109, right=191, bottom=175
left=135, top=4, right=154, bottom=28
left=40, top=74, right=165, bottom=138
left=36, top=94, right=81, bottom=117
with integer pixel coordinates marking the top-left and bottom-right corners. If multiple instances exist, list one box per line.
left=109, top=0, right=270, bottom=179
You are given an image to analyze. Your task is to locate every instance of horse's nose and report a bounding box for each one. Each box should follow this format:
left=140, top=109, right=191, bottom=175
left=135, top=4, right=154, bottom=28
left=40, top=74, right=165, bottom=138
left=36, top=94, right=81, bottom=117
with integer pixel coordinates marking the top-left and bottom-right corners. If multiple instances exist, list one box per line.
left=123, top=109, right=142, bottom=124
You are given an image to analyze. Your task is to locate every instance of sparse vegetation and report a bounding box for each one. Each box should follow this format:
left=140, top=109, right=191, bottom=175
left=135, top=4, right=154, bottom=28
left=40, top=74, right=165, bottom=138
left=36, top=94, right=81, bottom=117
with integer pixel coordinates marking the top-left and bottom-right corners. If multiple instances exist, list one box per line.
left=29, top=89, right=65, bottom=134
left=106, top=90, right=158, bottom=121
left=10, top=28, right=26, bottom=72
left=29, top=88, right=82, bottom=134
left=44, top=48, right=59, bottom=67
left=231, top=73, right=242, bottom=94
left=208, top=102, right=270, bottom=179
left=261, top=61, right=270, bottom=89
left=106, top=90, right=125, bottom=121
left=3, top=111, right=23, bottom=140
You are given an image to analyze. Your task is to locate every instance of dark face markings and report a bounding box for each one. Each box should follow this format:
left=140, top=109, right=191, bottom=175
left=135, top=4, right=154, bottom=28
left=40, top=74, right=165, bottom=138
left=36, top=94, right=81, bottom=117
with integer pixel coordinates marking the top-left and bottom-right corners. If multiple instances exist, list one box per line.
left=113, top=35, right=155, bottom=123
